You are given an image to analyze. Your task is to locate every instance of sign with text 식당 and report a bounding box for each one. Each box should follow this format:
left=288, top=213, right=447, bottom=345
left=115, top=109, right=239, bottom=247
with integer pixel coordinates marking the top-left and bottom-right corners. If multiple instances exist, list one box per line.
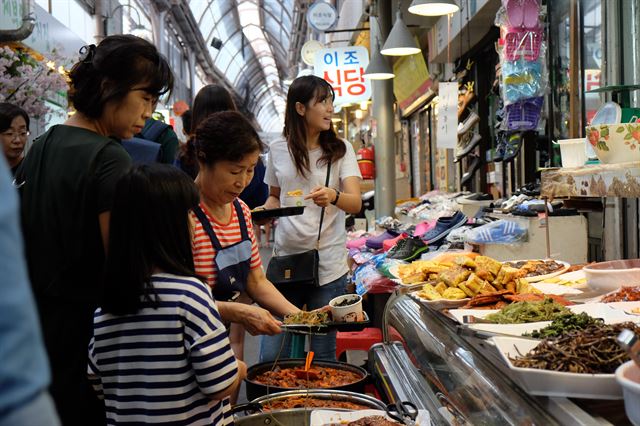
left=314, top=46, right=371, bottom=106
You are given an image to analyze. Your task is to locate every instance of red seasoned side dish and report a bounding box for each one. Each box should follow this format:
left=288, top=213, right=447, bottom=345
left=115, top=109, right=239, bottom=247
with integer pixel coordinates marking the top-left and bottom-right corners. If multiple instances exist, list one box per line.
left=252, top=365, right=363, bottom=388
left=601, top=286, right=640, bottom=302
left=262, top=397, right=370, bottom=411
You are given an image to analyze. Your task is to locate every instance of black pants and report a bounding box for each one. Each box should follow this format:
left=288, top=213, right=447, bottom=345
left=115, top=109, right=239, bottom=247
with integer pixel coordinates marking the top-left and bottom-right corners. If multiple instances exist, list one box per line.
left=38, top=300, right=105, bottom=426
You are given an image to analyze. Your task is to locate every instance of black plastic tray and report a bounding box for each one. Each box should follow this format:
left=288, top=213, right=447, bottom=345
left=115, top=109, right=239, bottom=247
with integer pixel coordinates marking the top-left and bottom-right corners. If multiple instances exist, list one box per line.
left=251, top=206, right=305, bottom=220
left=280, top=312, right=370, bottom=334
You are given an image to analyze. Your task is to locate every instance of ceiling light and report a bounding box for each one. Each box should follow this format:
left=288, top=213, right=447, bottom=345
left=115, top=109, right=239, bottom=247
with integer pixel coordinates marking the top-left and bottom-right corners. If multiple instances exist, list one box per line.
left=355, top=110, right=364, bottom=119
left=360, top=101, right=369, bottom=110
left=331, top=117, right=341, bottom=122
left=381, top=11, right=421, bottom=56
left=408, top=0, right=459, bottom=16
left=363, top=40, right=395, bottom=80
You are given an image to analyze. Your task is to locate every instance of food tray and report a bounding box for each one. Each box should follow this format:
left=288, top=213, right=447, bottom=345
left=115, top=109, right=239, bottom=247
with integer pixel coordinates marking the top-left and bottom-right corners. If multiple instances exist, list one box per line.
left=490, top=336, right=622, bottom=399
left=450, top=303, right=640, bottom=337
left=408, top=292, right=470, bottom=310
left=310, top=409, right=431, bottom=426
left=251, top=206, right=305, bottom=220
left=502, top=259, right=570, bottom=282
left=281, top=312, right=370, bottom=334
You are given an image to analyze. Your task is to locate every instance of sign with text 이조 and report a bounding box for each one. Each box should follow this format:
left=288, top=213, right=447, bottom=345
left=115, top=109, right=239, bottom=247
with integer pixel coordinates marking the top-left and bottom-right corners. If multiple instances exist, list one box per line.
left=314, top=46, right=372, bottom=106
left=306, top=1, right=337, bottom=32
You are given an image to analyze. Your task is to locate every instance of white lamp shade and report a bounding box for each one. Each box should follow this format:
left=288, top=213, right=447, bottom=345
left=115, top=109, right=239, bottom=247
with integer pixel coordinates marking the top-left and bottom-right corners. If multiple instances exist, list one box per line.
left=363, top=48, right=395, bottom=80
left=408, top=0, right=459, bottom=16
left=381, top=11, right=421, bottom=56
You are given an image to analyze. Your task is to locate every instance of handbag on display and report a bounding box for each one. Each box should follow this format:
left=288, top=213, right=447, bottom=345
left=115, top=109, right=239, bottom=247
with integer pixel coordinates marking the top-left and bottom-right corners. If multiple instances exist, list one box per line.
left=266, top=161, right=331, bottom=289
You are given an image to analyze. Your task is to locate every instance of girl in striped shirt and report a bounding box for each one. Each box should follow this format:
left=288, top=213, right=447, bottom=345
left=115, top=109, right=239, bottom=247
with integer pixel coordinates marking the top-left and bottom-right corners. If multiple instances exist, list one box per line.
left=88, top=165, right=246, bottom=425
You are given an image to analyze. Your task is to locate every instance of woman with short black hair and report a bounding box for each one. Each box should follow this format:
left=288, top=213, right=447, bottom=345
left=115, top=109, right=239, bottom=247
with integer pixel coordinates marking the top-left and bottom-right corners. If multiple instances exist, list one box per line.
left=89, top=164, right=245, bottom=425
left=0, top=102, right=30, bottom=175
left=18, top=34, right=173, bottom=425
left=189, top=111, right=299, bottom=336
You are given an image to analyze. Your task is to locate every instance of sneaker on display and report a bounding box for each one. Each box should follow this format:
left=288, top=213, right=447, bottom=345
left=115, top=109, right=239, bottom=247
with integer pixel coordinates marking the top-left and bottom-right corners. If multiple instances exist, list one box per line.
left=458, top=111, right=480, bottom=137
left=455, top=132, right=482, bottom=162
left=387, top=236, right=429, bottom=261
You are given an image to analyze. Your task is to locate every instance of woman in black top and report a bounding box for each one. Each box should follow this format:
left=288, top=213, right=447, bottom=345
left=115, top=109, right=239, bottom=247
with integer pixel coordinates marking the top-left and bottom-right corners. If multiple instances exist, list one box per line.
left=18, top=35, right=173, bottom=426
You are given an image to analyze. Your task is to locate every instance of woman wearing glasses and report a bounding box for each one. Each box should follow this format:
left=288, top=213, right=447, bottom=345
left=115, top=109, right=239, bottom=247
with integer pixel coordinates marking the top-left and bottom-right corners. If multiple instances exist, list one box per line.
left=0, top=103, right=30, bottom=176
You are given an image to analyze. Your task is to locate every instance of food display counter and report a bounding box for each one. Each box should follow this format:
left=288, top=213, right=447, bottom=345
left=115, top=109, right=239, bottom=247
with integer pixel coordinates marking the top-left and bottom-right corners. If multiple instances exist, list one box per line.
left=369, top=291, right=631, bottom=425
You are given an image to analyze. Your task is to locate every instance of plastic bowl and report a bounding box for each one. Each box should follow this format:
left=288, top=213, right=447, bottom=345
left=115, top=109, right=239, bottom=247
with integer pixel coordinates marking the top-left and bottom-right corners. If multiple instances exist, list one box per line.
left=616, top=361, right=640, bottom=426
left=554, top=138, right=587, bottom=168
left=585, top=124, right=640, bottom=164
left=583, top=259, right=640, bottom=293
left=329, top=294, right=363, bottom=322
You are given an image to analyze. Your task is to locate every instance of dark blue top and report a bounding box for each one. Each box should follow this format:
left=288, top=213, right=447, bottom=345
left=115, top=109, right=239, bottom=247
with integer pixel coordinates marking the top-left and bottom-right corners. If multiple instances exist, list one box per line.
left=239, top=158, right=268, bottom=210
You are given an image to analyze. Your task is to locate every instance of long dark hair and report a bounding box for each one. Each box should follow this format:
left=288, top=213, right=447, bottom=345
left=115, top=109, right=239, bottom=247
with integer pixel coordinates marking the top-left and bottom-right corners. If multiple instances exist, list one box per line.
left=179, top=84, right=237, bottom=177
left=194, top=111, right=265, bottom=167
left=284, top=75, right=346, bottom=178
left=68, top=35, right=173, bottom=119
left=101, top=164, right=200, bottom=315
left=0, top=103, right=30, bottom=131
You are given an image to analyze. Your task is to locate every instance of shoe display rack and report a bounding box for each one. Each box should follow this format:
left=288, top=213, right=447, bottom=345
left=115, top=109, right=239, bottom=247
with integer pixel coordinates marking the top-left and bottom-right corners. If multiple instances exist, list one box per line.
left=468, top=212, right=589, bottom=264
left=540, top=162, right=640, bottom=198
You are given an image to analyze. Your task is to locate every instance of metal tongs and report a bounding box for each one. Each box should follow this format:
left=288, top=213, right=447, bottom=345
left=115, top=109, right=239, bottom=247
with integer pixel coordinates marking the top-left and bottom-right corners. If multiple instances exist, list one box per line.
left=617, top=328, right=640, bottom=368
left=385, top=400, right=418, bottom=426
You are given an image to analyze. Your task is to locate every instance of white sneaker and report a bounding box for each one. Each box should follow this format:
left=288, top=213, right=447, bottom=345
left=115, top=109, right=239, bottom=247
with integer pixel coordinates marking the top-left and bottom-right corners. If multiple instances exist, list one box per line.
left=458, top=112, right=480, bottom=137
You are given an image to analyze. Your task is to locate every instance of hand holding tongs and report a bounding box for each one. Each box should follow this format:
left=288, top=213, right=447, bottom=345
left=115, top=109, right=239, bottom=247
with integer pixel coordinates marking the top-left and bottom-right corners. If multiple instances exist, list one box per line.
left=385, top=400, right=418, bottom=426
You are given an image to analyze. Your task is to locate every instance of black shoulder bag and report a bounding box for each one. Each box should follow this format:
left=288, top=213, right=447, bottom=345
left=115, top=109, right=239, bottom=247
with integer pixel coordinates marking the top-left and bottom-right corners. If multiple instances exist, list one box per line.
left=266, top=161, right=331, bottom=289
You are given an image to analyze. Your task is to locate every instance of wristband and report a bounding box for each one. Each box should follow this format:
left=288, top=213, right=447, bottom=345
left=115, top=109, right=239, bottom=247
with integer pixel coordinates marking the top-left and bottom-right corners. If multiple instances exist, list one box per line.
left=331, top=188, right=341, bottom=205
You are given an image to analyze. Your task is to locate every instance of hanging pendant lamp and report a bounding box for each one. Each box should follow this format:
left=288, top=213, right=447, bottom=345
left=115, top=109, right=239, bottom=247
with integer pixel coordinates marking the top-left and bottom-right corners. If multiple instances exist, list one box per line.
left=381, top=11, right=421, bottom=56
left=408, top=0, right=459, bottom=16
left=363, top=39, right=395, bottom=80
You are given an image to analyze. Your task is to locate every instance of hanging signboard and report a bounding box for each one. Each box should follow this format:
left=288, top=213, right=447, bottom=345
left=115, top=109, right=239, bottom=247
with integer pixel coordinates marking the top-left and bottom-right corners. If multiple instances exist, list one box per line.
left=314, top=46, right=372, bottom=106
left=307, top=1, right=337, bottom=32
left=436, top=82, right=458, bottom=149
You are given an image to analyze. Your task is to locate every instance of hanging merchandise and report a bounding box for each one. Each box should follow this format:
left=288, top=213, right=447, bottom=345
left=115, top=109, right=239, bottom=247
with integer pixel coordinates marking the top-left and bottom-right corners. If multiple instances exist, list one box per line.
left=495, top=0, right=547, bottom=132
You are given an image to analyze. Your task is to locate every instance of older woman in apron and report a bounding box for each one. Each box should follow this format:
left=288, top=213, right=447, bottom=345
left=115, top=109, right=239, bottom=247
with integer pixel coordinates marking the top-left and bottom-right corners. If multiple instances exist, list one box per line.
left=190, top=111, right=299, bottom=337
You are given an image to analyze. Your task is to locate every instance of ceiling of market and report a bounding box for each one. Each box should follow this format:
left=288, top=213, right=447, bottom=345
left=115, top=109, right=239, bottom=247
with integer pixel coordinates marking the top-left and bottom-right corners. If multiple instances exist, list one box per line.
left=187, top=0, right=308, bottom=133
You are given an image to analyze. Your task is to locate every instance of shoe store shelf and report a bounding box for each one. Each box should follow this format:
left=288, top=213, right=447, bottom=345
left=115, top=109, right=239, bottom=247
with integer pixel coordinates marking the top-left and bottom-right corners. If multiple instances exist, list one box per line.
left=469, top=212, right=589, bottom=264
left=540, top=161, right=640, bottom=198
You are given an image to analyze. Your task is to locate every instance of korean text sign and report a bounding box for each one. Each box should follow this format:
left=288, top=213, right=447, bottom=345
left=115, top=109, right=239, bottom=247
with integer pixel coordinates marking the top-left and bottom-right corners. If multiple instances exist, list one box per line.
left=314, top=46, right=371, bottom=105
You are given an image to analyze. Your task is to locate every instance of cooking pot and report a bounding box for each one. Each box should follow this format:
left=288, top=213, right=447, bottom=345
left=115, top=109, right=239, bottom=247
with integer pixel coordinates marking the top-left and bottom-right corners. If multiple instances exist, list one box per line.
left=233, top=390, right=385, bottom=426
left=245, top=358, right=369, bottom=401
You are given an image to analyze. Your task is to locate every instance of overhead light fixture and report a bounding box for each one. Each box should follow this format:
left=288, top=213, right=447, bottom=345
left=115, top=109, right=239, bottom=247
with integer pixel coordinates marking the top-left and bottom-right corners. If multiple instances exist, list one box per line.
left=408, top=0, right=459, bottom=16
left=360, top=101, right=369, bottom=110
left=363, top=39, right=395, bottom=80
left=331, top=117, right=341, bottom=122
left=105, top=3, right=149, bottom=38
left=381, top=11, right=421, bottom=56
left=355, top=110, right=364, bottom=119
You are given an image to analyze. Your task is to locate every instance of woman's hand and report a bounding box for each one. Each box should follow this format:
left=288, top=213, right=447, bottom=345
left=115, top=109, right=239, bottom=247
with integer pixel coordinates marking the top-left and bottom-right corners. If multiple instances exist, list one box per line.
left=304, top=186, right=336, bottom=208
left=239, top=304, right=283, bottom=336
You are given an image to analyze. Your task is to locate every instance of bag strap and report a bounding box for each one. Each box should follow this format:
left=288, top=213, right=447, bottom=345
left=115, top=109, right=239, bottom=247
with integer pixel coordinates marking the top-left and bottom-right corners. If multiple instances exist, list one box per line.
left=315, top=160, right=332, bottom=249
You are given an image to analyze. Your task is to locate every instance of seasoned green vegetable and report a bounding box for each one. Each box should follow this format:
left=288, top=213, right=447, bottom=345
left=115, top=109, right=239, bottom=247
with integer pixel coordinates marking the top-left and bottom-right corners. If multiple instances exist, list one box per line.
left=485, top=298, right=570, bottom=324
left=525, top=312, right=604, bottom=338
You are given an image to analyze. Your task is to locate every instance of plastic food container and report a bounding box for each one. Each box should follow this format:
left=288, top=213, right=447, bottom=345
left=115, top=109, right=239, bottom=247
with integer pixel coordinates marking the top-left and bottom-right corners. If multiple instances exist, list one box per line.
left=329, top=294, right=363, bottom=322
left=583, top=259, right=640, bottom=293
left=554, top=138, right=587, bottom=168
left=616, top=360, right=640, bottom=426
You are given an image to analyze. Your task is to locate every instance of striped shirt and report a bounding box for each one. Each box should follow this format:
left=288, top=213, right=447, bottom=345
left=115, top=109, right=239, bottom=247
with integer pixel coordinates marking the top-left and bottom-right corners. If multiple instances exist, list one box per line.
left=88, top=274, right=239, bottom=425
left=190, top=199, right=262, bottom=288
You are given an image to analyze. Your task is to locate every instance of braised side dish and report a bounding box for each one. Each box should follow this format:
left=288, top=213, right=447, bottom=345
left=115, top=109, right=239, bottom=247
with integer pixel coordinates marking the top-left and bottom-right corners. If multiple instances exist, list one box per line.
left=511, top=322, right=640, bottom=374
left=503, top=260, right=565, bottom=277
left=283, top=310, right=329, bottom=325
left=347, top=415, right=402, bottom=426
left=262, top=397, right=369, bottom=411
left=601, top=286, right=640, bottom=302
left=252, top=365, right=363, bottom=388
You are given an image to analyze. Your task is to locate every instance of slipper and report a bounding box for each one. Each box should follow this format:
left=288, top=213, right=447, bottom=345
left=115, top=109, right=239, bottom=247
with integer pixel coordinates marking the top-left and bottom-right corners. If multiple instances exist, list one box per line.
left=422, top=211, right=468, bottom=245
left=522, top=0, right=541, bottom=30
left=461, top=155, right=481, bottom=186
left=502, top=133, right=523, bottom=162
left=504, top=0, right=524, bottom=29
left=505, top=97, right=543, bottom=131
left=504, top=29, right=543, bottom=61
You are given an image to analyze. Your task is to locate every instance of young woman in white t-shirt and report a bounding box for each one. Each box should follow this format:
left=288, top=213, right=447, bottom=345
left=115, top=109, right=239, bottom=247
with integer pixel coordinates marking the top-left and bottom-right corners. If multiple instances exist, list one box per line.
left=260, top=75, right=362, bottom=362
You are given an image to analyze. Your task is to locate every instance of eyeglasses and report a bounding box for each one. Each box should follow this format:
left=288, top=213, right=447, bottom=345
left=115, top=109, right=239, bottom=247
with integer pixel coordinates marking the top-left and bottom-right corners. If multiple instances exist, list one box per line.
left=0, top=130, right=30, bottom=140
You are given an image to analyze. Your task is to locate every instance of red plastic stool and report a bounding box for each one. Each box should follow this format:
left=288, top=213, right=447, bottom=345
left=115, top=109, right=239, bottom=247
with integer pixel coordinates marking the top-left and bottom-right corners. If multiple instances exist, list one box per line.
left=336, top=327, right=383, bottom=360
